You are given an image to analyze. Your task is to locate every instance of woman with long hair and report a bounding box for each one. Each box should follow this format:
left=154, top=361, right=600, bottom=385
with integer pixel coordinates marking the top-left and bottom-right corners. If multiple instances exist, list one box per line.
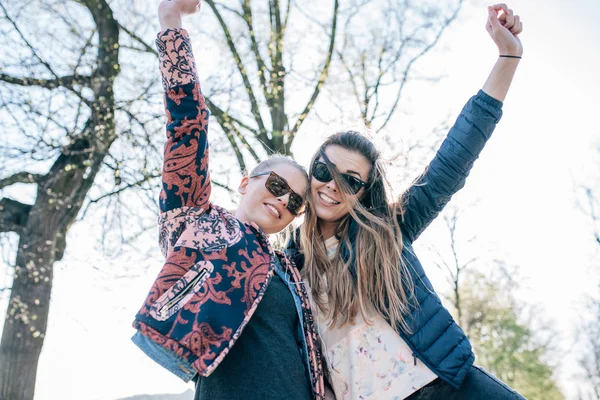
left=132, top=1, right=325, bottom=399
left=292, top=4, right=526, bottom=399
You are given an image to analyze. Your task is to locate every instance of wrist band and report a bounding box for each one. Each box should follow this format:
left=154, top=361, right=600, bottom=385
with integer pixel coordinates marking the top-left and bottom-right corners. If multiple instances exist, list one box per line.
left=499, top=55, right=522, bottom=59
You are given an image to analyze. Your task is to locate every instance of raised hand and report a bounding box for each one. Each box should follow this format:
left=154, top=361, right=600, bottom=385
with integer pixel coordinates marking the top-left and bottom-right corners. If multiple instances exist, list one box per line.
left=158, top=0, right=201, bottom=30
left=486, top=3, right=523, bottom=57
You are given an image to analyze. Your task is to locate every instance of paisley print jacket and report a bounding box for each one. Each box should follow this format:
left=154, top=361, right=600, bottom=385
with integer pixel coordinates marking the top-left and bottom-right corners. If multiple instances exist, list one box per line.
left=132, top=29, right=324, bottom=399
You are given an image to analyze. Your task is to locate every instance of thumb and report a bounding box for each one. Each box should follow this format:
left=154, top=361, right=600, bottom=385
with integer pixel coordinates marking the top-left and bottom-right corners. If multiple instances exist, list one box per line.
left=487, top=6, right=502, bottom=29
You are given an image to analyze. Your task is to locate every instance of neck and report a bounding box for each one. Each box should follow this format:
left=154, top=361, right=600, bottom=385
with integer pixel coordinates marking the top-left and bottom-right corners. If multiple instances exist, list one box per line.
left=234, top=208, right=253, bottom=229
left=234, top=209, right=271, bottom=236
left=234, top=208, right=245, bottom=222
left=318, top=219, right=338, bottom=240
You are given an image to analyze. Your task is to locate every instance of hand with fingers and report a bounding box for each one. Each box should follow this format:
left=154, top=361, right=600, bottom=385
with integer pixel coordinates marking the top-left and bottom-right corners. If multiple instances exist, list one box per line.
left=158, top=0, right=202, bottom=30
left=486, top=3, right=523, bottom=57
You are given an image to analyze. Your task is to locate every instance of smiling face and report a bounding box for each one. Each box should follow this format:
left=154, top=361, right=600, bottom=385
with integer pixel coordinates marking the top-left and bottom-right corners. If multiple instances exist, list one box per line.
left=235, top=161, right=308, bottom=235
left=310, top=145, right=372, bottom=236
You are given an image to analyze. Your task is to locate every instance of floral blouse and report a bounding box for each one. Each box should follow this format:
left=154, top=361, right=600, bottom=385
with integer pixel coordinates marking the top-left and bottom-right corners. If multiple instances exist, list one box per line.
left=318, top=237, right=437, bottom=400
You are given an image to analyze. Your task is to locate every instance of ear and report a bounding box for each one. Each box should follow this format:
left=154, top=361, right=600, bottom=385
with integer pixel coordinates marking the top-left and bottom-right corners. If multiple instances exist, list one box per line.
left=238, top=176, right=250, bottom=195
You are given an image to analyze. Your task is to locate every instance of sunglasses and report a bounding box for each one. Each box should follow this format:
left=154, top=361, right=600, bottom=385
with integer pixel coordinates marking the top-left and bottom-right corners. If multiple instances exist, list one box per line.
left=249, top=171, right=306, bottom=216
left=312, top=160, right=367, bottom=195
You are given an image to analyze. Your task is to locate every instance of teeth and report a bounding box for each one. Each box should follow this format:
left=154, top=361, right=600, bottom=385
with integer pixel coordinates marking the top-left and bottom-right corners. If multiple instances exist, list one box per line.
left=266, top=204, right=280, bottom=218
left=319, top=192, right=340, bottom=205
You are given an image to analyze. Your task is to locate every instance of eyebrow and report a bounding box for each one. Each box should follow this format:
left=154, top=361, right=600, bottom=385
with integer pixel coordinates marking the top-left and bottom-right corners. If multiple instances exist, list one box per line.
left=318, top=157, right=364, bottom=179
left=345, top=169, right=362, bottom=178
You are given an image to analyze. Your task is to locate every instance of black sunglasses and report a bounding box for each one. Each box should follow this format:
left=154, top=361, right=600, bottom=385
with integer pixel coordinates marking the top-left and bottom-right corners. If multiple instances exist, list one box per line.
left=249, top=171, right=306, bottom=216
left=312, top=160, right=367, bottom=195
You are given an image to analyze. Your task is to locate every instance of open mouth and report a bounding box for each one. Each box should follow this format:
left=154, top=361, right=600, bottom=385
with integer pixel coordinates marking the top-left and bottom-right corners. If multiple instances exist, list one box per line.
left=318, top=192, right=341, bottom=205
left=264, top=203, right=281, bottom=219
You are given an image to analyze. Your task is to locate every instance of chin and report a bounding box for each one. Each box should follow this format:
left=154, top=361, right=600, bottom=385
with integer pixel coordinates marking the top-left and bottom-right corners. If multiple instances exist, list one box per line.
left=257, top=215, right=282, bottom=235
left=314, top=209, right=339, bottom=223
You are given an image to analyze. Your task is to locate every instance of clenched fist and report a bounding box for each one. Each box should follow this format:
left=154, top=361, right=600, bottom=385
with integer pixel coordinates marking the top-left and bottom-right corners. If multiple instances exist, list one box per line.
left=486, top=3, right=523, bottom=57
left=158, top=0, right=202, bottom=30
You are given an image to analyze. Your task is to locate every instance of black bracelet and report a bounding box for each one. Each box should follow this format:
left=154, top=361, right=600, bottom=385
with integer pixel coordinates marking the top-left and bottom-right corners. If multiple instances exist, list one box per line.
left=499, top=55, right=522, bottom=59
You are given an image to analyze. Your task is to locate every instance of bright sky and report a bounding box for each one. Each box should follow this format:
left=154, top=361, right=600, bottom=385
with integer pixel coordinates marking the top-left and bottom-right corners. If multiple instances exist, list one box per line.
left=1, top=0, right=600, bottom=399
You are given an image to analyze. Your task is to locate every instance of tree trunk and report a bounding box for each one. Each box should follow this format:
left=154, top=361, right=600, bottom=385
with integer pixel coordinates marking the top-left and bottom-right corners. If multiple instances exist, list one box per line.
left=0, top=144, right=107, bottom=399
left=0, top=234, right=55, bottom=399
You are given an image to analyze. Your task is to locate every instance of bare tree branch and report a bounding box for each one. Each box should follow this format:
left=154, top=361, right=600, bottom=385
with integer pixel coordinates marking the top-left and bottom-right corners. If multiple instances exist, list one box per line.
left=377, top=0, right=463, bottom=133
left=241, top=0, right=272, bottom=108
left=117, top=21, right=158, bottom=56
left=212, top=179, right=235, bottom=194
left=0, top=73, right=90, bottom=92
left=222, top=124, right=248, bottom=172
left=0, top=172, right=44, bottom=190
left=0, top=198, right=32, bottom=234
left=289, top=0, right=339, bottom=145
left=205, top=97, right=261, bottom=164
left=584, top=187, right=600, bottom=244
left=0, top=2, right=60, bottom=80
left=87, top=173, right=161, bottom=205
left=205, top=0, right=269, bottom=145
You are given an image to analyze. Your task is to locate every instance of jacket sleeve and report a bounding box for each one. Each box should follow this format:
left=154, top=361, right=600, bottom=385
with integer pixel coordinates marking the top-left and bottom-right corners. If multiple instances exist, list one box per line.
left=157, top=29, right=211, bottom=214
left=398, top=90, right=503, bottom=243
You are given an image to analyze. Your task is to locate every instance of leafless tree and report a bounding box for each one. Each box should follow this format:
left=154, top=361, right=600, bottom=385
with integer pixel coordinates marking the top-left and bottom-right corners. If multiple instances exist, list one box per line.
left=193, top=0, right=339, bottom=166
left=578, top=185, right=600, bottom=246
left=428, top=204, right=478, bottom=327
left=575, top=143, right=600, bottom=399
left=334, top=0, right=463, bottom=133
left=429, top=204, right=563, bottom=398
left=0, top=1, right=168, bottom=398
left=578, top=294, right=600, bottom=400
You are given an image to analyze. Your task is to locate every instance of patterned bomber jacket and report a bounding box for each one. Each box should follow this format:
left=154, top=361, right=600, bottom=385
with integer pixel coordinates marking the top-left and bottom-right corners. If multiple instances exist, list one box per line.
left=131, top=29, right=324, bottom=399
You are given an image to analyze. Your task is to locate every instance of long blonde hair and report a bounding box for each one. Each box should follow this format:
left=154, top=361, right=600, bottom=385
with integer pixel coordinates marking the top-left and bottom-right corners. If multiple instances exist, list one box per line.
left=301, top=131, right=415, bottom=334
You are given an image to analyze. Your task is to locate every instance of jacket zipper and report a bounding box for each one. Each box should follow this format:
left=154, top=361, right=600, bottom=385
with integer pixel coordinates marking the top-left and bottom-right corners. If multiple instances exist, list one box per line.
left=402, top=329, right=454, bottom=386
left=160, top=268, right=208, bottom=319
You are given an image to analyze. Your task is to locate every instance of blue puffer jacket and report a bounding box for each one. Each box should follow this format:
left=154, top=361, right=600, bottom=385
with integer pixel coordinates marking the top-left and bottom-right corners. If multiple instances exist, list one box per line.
left=289, top=90, right=503, bottom=389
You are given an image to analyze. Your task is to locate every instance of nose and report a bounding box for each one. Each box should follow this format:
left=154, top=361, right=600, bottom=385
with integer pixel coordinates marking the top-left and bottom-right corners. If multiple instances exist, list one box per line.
left=276, top=192, right=290, bottom=207
left=326, top=180, right=339, bottom=193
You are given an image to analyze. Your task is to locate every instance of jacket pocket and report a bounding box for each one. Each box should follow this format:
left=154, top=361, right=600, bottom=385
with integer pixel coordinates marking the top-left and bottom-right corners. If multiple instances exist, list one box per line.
left=150, top=260, right=214, bottom=321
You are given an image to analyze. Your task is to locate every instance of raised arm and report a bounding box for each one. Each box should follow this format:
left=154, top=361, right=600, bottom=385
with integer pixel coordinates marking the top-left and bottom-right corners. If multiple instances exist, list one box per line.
left=157, top=0, right=211, bottom=213
left=399, top=4, right=523, bottom=243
